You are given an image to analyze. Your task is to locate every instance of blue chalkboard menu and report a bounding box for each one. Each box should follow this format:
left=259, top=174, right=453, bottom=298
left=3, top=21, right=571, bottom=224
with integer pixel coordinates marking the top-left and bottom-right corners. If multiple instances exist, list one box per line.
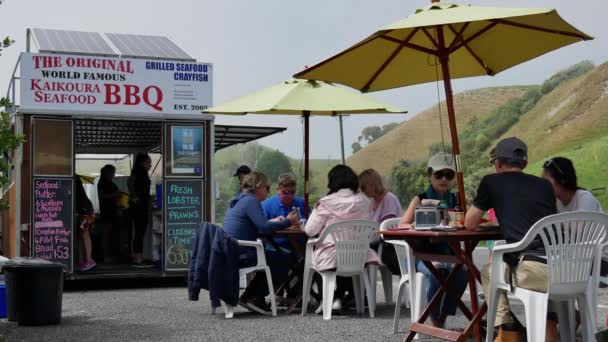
left=32, top=177, right=73, bottom=272
left=164, top=179, right=203, bottom=271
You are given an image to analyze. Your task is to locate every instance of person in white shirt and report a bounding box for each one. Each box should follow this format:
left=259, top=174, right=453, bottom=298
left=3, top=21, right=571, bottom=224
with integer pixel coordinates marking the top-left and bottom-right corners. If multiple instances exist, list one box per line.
left=542, top=157, right=603, bottom=213
left=542, top=156, right=607, bottom=276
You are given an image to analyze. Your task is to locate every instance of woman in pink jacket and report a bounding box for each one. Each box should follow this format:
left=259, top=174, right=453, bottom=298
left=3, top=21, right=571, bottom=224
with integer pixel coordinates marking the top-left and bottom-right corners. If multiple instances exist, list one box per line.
left=304, top=165, right=380, bottom=310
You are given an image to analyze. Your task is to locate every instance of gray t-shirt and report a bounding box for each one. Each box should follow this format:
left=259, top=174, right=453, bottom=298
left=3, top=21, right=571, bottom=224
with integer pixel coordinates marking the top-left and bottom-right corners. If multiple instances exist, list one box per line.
left=556, top=189, right=603, bottom=214
left=557, top=189, right=605, bottom=260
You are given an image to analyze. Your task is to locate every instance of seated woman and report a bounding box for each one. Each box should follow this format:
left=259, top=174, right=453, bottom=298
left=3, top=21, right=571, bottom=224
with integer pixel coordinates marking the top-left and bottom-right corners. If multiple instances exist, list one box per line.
left=359, top=168, right=403, bottom=275
left=400, top=152, right=469, bottom=328
left=304, top=165, right=380, bottom=310
left=222, top=171, right=299, bottom=315
left=542, top=156, right=605, bottom=269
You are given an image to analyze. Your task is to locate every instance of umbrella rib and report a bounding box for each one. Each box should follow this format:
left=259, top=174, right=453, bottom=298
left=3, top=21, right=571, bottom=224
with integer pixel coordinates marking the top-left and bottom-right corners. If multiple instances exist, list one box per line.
left=447, top=24, right=494, bottom=75
left=494, top=19, right=591, bottom=40
left=450, top=21, right=498, bottom=52
left=420, top=28, right=439, bottom=49
left=379, top=35, right=437, bottom=56
left=363, top=28, right=420, bottom=92
left=447, top=22, right=470, bottom=51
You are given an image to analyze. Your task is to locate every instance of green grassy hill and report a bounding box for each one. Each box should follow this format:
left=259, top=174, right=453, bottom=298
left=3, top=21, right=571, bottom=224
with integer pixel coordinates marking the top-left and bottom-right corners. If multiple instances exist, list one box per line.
left=350, top=60, right=608, bottom=210
left=347, top=86, right=531, bottom=175
left=500, top=62, right=608, bottom=163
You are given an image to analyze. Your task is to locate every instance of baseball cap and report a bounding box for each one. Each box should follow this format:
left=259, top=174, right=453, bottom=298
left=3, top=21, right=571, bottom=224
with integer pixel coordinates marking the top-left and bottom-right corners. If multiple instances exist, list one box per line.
left=428, top=152, right=455, bottom=172
left=233, top=165, right=251, bottom=177
left=490, top=137, right=528, bottom=162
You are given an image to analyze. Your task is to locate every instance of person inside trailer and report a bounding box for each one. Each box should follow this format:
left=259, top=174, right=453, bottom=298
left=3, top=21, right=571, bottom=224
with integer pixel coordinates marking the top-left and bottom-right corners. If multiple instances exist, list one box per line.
left=75, top=175, right=96, bottom=271
left=97, top=164, right=120, bottom=264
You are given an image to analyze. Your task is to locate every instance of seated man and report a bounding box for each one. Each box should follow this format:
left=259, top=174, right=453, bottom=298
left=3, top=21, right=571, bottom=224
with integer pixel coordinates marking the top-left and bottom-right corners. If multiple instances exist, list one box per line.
left=262, top=173, right=307, bottom=252
left=465, top=137, right=557, bottom=342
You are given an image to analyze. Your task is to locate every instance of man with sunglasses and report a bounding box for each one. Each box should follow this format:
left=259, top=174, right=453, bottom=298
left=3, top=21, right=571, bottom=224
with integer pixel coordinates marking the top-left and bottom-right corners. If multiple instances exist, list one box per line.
left=262, top=173, right=307, bottom=226
left=465, top=137, right=557, bottom=342
left=262, top=173, right=307, bottom=255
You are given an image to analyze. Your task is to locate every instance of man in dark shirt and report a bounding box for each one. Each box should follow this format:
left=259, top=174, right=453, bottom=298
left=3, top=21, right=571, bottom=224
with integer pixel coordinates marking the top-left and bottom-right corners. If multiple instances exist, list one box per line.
left=465, top=137, right=557, bottom=342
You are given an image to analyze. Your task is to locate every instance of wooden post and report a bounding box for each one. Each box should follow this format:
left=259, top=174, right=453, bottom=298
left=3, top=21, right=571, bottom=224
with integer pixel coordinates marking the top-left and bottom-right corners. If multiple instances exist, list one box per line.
left=303, top=111, right=310, bottom=215
left=436, top=25, right=467, bottom=211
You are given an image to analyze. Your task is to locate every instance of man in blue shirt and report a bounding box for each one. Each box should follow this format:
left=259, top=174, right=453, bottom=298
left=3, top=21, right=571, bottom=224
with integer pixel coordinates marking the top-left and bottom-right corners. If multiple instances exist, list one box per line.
left=262, top=173, right=307, bottom=251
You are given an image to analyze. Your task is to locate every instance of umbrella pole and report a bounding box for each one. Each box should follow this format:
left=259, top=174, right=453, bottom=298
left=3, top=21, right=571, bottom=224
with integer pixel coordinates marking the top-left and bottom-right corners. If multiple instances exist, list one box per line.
left=338, top=114, right=346, bottom=164
left=437, top=27, right=467, bottom=211
left=304, top=111, right=310, bottom=215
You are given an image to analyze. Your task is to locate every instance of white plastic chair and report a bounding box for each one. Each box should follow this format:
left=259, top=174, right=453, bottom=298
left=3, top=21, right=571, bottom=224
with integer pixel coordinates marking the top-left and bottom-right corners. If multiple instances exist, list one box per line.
left=368, top=220, right=396, bottom=305
left=224, top=239, right=277, bottom=318
left=486, top=212, right=608, bottom=342
left=380, top=218, right=427, bottom=336
left=301, top=219, right=377, bottom=320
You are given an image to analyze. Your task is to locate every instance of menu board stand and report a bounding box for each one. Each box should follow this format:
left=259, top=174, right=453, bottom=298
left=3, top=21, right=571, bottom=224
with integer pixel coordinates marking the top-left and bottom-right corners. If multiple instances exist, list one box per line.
left=164, top=179, right=203, bottom=271
left=31, top=177, right=73, bottom=272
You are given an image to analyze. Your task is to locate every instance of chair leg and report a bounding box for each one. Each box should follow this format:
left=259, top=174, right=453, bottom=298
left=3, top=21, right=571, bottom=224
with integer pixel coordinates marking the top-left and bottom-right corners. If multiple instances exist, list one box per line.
left=579, top=293, right=594, bottom=342
left=321, top=272, right=337, bottom=321
left=413, top=273, right=426, bottom=325
left=353, top=275, right=363, bottom=314
left=301, top=268, right=314, bottom=316
left=381, top=268, right=394, bottom=304
left=263, top=266, right=277, bottom=317
left=556, top=299, right=575, bottom=342
left=393, top=278, right=408, bottom=334
left=225, top=304, right=235, bottom=319
left=485, top=284, right=500, bottom=342
left=368, top=265, right=378, bottom=306
left=521, top=291, right=548, bottom=342
left=362, top=271, right=375, bottom=318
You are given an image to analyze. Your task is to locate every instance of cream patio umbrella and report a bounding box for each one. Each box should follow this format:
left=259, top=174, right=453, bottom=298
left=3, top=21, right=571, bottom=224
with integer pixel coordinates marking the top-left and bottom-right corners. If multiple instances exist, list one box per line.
left=204, top=78, right=405, bottom=211
left=294, top=0, right=593, bottom=210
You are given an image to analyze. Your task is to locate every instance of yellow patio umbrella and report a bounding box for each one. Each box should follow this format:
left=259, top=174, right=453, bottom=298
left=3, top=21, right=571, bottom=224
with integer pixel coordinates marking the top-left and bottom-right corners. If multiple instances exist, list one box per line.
left=204, top=78, right=405, bottom=211
left=294, top=1, right=592, bottom=210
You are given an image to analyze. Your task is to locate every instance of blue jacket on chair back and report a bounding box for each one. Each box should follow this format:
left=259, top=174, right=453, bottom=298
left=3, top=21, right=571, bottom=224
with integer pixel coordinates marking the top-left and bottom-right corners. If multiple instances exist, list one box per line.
left=188, top=222, right=240, bottom=308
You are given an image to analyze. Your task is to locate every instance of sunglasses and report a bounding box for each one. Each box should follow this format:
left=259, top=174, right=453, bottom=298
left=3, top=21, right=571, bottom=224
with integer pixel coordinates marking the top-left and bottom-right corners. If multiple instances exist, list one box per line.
left=433, top=170, right=455, bottom=181
left=280, top=190, right=295, bottom=196
left=543, top=159, right=564, bottom=175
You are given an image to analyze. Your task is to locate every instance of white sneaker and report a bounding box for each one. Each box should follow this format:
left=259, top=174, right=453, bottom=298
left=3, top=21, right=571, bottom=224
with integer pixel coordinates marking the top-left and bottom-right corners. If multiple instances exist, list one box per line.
left=332, top=298, right=342, bottom=311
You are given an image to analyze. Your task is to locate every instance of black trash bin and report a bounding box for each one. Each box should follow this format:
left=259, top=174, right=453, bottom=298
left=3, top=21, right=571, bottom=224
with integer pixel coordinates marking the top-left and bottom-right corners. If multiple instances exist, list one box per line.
left=3, top=258, right=64, bottom=326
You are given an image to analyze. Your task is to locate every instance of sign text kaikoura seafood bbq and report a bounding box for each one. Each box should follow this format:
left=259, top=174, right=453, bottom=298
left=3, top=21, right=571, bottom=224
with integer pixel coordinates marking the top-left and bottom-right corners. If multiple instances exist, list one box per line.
left=20, top=52, right=213, bottom=114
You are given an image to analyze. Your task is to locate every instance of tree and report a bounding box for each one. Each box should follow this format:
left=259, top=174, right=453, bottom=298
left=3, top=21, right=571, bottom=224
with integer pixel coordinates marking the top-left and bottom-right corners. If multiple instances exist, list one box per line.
left=353, top=122, right=400, bottom=153
left=0, top=36, right=13, bottom=56
left=381, top=122, right=399, bottom=135
left=390, top=160, right=427, bottom=207
left=358, top=125, right=383, bottom=145
left=0, top=35, right=24, bottom=210
left=256, top=149, right=293, bottom=184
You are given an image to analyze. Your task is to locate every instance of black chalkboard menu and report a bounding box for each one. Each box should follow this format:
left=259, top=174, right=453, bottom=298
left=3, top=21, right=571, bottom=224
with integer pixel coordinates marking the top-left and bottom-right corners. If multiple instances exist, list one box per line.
left=164, top=179, right=203, bottom=271
left=32, top=177, right=73, bottom=272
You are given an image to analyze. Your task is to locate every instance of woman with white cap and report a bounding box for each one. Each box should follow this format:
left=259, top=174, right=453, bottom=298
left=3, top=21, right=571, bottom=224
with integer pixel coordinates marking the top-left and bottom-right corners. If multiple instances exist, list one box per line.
left=399, top=152, right=469, bottom=328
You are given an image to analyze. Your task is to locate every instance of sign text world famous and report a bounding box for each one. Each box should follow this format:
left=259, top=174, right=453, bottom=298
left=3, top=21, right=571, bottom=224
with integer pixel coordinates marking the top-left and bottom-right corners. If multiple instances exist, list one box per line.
left=20, top=53, right=213, bottom=115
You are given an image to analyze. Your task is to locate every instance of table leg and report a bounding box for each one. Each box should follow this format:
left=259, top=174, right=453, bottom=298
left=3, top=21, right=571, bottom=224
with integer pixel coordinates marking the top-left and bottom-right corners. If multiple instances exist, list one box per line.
left=404, top=261, right=471, bottom=342
left=448, top=241, right=485, bottom=342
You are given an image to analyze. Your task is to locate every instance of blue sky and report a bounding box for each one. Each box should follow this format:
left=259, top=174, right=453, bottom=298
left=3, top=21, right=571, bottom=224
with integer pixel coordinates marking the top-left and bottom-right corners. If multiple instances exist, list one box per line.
left=1, top=0, right=605, bottom=159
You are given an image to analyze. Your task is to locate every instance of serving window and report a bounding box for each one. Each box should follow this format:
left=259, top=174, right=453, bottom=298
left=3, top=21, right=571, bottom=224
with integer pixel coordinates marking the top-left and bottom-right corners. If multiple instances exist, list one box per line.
left=33, top=118, right=73, bottom=176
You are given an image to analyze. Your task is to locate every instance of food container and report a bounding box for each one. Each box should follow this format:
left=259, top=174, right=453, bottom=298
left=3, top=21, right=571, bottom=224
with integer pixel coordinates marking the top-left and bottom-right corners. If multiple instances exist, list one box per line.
left=117, top=192, right=130, bottom=209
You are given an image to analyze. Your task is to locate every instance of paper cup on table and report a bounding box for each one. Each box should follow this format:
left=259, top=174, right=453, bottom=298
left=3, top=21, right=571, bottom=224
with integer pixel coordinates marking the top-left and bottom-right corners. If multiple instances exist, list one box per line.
left=448, top=211, right=456, bottom=224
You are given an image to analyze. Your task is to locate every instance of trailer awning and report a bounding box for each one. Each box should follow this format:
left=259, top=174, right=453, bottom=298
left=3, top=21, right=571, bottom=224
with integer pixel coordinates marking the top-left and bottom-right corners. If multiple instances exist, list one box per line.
left=74, top=119, right=286, bottom=154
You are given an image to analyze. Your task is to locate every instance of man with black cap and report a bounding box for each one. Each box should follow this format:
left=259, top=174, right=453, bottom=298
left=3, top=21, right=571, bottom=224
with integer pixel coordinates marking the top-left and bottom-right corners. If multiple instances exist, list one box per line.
left=233, top=165, right=251, bottom=193
left=465, top=137, right=558, bottom=342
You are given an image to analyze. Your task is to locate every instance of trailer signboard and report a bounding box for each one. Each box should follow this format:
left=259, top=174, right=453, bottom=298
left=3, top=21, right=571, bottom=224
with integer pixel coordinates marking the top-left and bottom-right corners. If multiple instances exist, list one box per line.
left=20, top=52, right=213, bottom=116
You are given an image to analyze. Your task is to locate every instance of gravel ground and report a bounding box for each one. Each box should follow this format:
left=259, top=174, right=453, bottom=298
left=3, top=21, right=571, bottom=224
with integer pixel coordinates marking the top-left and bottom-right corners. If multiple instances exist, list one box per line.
left=1, top=249, right=607, bottom=342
